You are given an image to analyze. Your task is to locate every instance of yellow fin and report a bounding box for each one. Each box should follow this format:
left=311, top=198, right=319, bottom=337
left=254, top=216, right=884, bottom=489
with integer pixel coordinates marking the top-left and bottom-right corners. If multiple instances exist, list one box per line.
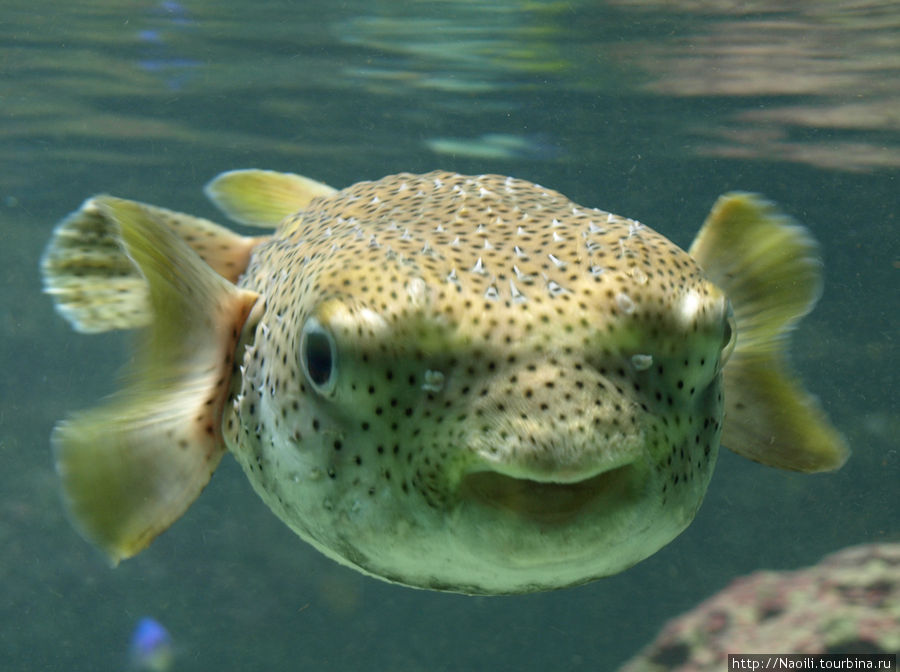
left=41, top=197, right=151, bottom=333
left=204, top=168, right=337, bottom=227
left=690, top=193, right=848, bottom=472
left=53, top=196, right=259, bottom=563
left=42, top=197, right=263, bottom=333
left=132, top=202, right=267, bottom=283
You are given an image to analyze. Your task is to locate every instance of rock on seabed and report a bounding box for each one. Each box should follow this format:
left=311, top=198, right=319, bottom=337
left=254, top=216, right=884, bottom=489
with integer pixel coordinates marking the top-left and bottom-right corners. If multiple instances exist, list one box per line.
left=618, top=544, right=900, bottom=671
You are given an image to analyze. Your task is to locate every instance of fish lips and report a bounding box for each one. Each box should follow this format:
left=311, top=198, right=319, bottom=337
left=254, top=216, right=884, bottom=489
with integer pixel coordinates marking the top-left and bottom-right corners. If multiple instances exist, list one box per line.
left=458, top=462, right=643, bottom=526
left=456, top=433, right=648, bottom=527
left=449, top=449, right=661, bottom=585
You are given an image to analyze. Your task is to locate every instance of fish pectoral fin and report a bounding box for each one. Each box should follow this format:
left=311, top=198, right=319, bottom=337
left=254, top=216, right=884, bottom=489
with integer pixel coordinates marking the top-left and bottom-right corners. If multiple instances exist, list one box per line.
left=42, top=196, right=263, bottom=333
left=53, top=197, right=260, bottom=563
left=204, top=168, right=338, bottom=227
left=690, top=193, right=848, bottom=472
left=133, top=201, right=267, bottom=284
left=721, top=353, right=848, bottom=471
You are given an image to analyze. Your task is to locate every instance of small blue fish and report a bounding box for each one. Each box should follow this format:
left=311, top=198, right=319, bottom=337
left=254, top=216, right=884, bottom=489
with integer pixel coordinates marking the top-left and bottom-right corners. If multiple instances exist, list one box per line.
left=130, top=617, right=173, bottom=672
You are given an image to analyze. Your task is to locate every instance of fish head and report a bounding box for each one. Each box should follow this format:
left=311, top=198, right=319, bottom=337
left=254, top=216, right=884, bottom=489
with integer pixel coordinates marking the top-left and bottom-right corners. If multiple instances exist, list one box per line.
left=227, top=172, right=736, bottom=594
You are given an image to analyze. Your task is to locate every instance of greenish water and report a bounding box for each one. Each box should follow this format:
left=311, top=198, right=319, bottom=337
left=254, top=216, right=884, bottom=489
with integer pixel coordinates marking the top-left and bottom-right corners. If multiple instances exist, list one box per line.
left=1, top=1, right=897, bottom=670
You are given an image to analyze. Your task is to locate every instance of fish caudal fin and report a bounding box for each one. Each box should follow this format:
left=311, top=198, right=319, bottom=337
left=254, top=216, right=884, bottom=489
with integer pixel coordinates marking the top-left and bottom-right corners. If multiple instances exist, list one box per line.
left=42, top=197, right=264, bottom=333
left=690, top=193, right=848, bottom=472
left=41, top=197, right=152, bottom=333
left=204, top=168, right=337, bottom=227
left=53, top=197, right=259, bottom=563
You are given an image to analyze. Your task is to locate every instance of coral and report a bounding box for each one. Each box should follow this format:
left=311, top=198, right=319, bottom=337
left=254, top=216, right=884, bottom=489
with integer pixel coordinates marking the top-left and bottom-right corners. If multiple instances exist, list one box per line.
left=618, top=544, right=900, bottom=671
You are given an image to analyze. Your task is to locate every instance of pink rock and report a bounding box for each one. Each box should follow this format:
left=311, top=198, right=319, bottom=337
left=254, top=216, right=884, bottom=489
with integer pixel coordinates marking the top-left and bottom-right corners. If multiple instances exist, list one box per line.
left=618, top=544, right=900, bottom=671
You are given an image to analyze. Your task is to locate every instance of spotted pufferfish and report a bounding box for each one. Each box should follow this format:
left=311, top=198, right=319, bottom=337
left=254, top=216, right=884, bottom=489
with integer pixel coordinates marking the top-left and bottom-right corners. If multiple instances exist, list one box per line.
left=41, top=169, right=847, bottom=595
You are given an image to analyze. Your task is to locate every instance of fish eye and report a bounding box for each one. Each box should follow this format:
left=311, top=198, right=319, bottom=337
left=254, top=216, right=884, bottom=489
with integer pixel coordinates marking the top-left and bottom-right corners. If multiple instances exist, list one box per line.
left=301, top=317, right=337, bottom=393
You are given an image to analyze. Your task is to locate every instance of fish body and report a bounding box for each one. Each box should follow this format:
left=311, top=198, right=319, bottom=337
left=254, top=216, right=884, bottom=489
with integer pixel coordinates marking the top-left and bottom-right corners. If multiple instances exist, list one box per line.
left=41, top=169, right=847, bottom=594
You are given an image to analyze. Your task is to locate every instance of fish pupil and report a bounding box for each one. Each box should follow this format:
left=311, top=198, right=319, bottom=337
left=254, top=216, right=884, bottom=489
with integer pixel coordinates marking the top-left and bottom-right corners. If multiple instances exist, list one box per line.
left=304, top=330, right=333, bottom=387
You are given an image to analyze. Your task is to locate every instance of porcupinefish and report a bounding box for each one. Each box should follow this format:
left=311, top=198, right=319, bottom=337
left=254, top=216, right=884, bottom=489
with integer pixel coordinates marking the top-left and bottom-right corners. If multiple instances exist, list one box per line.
left=41, top=169, right=847, bottom=594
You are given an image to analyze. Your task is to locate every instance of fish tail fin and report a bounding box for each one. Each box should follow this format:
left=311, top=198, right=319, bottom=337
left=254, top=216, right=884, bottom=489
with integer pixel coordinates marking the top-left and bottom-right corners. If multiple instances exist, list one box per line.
left=204, top=168, right=337, bottom=227
left=690, top=193, right=848, bottom=472
left=42, top=197, right=263, bottom=333
left=53, top=196, right=259, bottom=563
left=41, top=197, right=152, bottom=333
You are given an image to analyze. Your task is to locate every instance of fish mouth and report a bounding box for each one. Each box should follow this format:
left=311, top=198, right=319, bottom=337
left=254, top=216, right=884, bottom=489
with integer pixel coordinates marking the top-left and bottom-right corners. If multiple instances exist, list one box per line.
left=458, top=464, right=639, bottom=525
